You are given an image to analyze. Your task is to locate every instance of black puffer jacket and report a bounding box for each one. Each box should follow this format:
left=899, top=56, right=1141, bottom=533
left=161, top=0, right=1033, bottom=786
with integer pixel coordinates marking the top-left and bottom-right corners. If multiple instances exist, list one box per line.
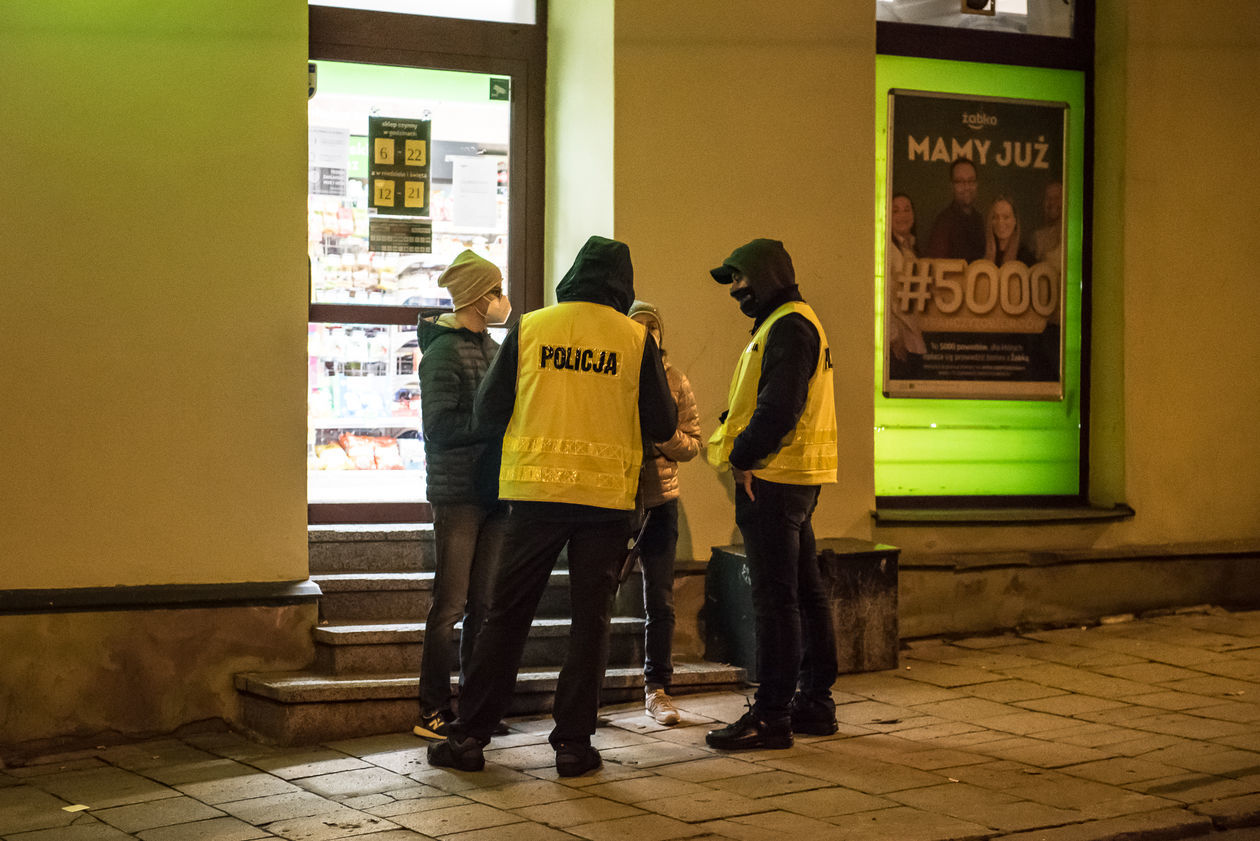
left=418, top=314, right=500, bottom=505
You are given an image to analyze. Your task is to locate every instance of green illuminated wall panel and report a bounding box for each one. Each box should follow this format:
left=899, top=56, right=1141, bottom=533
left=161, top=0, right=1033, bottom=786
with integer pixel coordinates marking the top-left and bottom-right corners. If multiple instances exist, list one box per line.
left=875, top=55, right=1086, bottom=497
left=313, top=60, right=495, bottom=100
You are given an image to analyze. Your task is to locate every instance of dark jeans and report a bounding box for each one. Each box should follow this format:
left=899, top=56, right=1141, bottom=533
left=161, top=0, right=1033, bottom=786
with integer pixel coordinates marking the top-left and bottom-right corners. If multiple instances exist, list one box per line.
left=640, top=499, right=678, bottom=690
left=448, top=512, right=629, bottom=747
left=734, top=477, right=837, bottom=717
left=418, top=502, right=507, bottom=715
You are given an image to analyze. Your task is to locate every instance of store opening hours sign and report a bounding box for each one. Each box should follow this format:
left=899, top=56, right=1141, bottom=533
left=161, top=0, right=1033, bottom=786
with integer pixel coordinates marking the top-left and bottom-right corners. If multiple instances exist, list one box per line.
left=368, top=116, right=430, bottom=216
left=885, top=90, right=1068, bottom=401
left=367, top=115, right=431, bottom=254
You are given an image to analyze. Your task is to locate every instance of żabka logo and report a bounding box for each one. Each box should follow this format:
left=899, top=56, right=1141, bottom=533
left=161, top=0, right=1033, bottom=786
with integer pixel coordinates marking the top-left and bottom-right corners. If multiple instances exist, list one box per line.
left=962, top=110, right=998, bottom=131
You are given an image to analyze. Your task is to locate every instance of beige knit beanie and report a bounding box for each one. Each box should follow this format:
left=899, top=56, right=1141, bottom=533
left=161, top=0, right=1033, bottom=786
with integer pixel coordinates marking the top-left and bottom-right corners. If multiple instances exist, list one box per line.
left=438, top=250, right=503, bottom=311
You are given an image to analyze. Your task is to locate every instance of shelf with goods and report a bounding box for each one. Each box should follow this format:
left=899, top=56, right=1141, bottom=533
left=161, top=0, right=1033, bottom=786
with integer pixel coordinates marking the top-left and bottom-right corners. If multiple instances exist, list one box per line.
left=306, top=181, right=508, bottom=504
left=308, top=174, right=509, bottom=309
left=307, top=322, right=422, bottom=478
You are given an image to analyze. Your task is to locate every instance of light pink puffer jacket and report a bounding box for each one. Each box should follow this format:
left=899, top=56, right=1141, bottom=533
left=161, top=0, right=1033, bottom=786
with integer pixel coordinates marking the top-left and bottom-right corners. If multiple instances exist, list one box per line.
left=642, top=361, right=702, bottom=508
left=629, top=299, right=702, bottom=508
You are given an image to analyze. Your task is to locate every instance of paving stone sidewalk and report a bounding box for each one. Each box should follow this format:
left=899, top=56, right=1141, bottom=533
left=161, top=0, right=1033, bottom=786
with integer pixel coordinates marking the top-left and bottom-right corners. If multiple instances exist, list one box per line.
left=2, top=607, right=1259, bottom=841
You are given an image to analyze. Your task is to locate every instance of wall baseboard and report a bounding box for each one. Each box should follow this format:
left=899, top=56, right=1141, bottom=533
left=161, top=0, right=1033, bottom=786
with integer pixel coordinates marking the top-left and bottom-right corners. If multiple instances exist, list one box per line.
left=0, top=580, right=322, bottom=615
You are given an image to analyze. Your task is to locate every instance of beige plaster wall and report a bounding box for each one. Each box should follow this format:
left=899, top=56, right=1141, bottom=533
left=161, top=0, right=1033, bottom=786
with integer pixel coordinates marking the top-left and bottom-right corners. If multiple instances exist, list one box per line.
left=1104, top=4, right=1260, bottom=544
left=0, top=607, right=315, bottom=750
left=613, top=2, right=878, bottom=561
left=546, top=0, right=616, bottom=301
left=0, top=2, right=309, bottom=588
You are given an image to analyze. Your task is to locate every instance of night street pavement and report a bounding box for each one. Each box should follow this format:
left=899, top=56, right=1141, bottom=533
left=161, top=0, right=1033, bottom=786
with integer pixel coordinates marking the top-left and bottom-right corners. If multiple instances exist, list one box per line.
left=2, top=607, right=1258, bottom=841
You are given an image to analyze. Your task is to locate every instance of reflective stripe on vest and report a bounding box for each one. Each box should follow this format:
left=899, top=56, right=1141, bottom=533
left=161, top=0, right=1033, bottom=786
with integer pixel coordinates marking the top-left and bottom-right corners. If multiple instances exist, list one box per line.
left=500, top=302, right=647, bottom=508
left=707, top=301, right=837, bottom=485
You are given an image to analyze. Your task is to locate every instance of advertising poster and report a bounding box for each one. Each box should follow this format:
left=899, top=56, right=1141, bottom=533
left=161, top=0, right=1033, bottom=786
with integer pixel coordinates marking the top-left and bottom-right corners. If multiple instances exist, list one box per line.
left=884, top=90, right=1067, bottom=400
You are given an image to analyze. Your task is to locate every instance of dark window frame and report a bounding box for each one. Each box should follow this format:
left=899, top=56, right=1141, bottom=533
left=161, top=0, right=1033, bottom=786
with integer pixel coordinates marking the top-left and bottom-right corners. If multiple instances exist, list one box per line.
left=308, top=3, right=546, bottom=524
left=875, top=0, right=1096, bottom=511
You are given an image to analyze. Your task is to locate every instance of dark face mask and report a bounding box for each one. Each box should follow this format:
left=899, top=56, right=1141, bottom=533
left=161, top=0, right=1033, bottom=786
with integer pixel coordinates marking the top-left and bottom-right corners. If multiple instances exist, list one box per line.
left=732, top=286, right=758, bottom=317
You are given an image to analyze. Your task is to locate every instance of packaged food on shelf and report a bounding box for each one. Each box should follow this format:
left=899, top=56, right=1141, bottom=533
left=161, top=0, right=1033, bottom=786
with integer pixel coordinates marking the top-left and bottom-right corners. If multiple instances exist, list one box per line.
left=338, top=433, right=405, bottom=471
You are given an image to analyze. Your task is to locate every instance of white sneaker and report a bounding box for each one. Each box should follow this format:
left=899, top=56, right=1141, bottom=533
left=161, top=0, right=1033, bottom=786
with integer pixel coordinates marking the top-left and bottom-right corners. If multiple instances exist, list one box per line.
left=645, top=688, right=681, bottom=725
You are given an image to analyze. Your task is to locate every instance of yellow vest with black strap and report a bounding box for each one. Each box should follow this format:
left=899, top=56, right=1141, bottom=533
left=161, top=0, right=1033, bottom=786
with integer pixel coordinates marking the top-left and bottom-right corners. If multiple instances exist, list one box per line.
left=707, top=301, right=837, bottom=485
left=500, top=302, right=647, bottom=509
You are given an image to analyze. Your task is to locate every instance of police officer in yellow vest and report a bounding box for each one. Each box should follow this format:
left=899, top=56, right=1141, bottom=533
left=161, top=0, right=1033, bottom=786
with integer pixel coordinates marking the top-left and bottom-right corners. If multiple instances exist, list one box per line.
left=427, top=235, right=677, bottom=777
left=704, top=238, right=841, bottom=751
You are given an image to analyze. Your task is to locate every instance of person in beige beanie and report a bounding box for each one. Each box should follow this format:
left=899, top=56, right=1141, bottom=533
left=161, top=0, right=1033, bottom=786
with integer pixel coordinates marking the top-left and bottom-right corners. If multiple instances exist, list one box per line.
left=413, top=249, right=511, bottom=741
left=439, top=249, right=511, bottom=324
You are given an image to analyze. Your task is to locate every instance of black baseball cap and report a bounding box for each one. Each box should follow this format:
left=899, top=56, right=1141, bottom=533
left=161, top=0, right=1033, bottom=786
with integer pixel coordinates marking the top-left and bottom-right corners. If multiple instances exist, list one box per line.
left=709, top=239, right=793, bottom=287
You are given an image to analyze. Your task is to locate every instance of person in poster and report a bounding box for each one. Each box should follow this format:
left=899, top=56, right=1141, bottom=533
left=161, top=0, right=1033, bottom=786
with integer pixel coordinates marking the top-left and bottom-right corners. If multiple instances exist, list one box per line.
left=884, top=90, right=1067, bottom=400
left=983, top=196, right=1034, bottom=267
left=1032, top=180, right=1063, bottom=263
left=887, top=193, right=927, bottom=379
left=924, top=157, right=985, bottom=261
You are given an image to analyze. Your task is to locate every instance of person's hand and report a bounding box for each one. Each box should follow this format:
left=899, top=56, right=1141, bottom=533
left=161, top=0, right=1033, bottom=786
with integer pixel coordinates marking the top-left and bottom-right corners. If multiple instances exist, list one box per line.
left=732, top=466, right=755, bottom=501
left=890, top=335, right=909, bottom=362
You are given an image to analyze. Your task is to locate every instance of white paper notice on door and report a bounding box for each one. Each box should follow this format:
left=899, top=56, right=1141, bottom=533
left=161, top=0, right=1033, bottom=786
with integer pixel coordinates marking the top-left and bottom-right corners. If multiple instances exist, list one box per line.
left=309, top=126, right=350, bottom=197
left=450, top=155, right=499, bottom=229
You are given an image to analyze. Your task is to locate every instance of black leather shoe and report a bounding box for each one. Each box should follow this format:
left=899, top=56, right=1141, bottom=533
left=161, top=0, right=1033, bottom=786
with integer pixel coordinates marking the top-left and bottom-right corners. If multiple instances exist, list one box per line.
left=705, top=709, right=793, bottom=750
left=789, top=693, right=838, bottom=736
left=427, top=735, right=485, bottom=771
left=555, top=742, right=602, bottom=777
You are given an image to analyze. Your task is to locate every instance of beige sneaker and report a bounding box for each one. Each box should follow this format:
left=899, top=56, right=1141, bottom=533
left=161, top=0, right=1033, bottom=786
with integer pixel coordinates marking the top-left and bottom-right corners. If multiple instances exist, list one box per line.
left=645, top=688, right=681, bottom=725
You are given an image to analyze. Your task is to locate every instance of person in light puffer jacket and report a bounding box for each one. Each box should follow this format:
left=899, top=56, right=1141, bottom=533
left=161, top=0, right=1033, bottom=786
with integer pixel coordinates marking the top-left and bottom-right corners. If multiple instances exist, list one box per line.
left=628, top=300, right=703, bottom=726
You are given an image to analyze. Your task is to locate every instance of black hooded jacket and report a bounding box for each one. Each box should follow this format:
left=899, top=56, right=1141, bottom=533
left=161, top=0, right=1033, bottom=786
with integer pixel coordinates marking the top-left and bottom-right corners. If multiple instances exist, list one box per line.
left=728, top=284, right=821, bottom=472
left=711, top=238, right=823, bottom=472
left=472, top=236, right=677, bottom=518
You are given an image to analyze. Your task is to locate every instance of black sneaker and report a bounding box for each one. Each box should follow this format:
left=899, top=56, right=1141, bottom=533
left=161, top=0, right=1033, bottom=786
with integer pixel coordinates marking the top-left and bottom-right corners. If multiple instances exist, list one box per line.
left=705, top=708, right=793, bottom=751
left=412, top=709, right=452, bottom=740
left=554, top=742, right=602, bottom=777
left=426, top=735, right=485, bottom=771
left=493, top=720, right=511, bottom=736
left=789, top=693, right=838, bottom=736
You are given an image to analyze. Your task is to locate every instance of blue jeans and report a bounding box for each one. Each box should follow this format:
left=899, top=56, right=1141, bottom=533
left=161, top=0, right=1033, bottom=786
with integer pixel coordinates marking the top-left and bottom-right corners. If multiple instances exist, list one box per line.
left=418, top=502, right=508, bottom=715
left=734, top=477, right=837, bottom=716
left=640, top=499, right=678, bottom=690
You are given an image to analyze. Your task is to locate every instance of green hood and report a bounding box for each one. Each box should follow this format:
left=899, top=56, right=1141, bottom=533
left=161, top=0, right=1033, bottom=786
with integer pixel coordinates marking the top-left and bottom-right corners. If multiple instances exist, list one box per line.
left=555, top=235, right=634, bottom=314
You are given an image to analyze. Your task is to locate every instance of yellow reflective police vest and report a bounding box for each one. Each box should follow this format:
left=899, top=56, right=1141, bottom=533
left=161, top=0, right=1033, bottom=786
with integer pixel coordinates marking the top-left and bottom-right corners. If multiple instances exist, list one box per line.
left=707, top=301, right=837, bottom=485
left=500, top=302, right=647, bottom=509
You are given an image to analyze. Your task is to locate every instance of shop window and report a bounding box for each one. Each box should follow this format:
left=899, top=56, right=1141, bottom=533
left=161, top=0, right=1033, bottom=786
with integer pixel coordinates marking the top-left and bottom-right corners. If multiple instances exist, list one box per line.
left=874, top=2, right=1094, bottom=508
left=877, top=0, right=1073, bottom=39
left=308, top=5, right=544, bottom=524
left=313, top=0, right=534, bottom=24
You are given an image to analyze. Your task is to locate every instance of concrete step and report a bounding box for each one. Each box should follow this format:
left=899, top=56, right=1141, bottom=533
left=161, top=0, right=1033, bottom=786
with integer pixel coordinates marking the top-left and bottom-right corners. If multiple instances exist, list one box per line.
left=307, top=525, right=587, bottom=576
left=312, top=616, right=648, bottom=674
left=314, top=569, right=625, bottom=622
left=235, top=661, right=747, bottom=745
left=309, top=525, right=435, bottom=574
left=313, top=572, right=433, bottom=622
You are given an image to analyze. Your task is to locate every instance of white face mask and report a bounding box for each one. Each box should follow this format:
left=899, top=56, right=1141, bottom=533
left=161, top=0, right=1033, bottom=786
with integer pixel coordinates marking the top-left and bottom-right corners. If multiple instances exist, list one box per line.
left=484, top=292, right=512, bottom=325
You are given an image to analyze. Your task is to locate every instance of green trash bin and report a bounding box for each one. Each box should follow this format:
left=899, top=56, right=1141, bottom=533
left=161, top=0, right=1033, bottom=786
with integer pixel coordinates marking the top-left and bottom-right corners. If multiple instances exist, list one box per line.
left=704, top=539, right=901, bottom=680
left=704, top=545, right=759, bottom=679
